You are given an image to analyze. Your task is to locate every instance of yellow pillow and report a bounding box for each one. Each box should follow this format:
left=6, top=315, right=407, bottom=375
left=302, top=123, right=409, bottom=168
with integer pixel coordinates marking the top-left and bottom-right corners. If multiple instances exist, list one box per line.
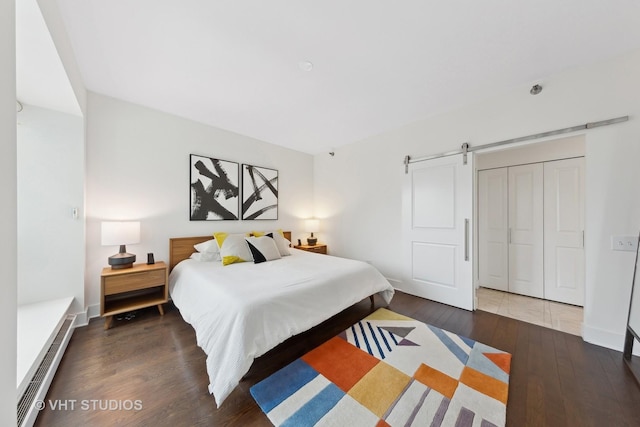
left=250, top=229, right=285, bottom=238
left=213, top=232, right=253, bottom=266
left=214, top=232, right=229, bottom=245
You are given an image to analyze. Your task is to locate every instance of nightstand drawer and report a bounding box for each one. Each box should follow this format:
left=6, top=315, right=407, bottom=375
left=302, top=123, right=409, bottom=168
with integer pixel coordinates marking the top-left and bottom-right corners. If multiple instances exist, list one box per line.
left=103, top=269, right=165, bottom=295
left=295, top=244, right=327, bottom=254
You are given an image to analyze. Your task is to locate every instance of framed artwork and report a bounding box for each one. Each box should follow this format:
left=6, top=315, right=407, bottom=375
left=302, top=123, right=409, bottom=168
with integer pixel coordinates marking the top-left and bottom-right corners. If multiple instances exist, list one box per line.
left=190, top=154, right=239, bottom=220
left=242, top=164, right=278, bottom=220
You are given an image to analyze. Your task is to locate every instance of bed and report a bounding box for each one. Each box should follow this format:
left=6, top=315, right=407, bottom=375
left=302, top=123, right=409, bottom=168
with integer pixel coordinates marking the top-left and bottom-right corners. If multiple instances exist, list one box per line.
left=168, top=233, right=395, bottom=406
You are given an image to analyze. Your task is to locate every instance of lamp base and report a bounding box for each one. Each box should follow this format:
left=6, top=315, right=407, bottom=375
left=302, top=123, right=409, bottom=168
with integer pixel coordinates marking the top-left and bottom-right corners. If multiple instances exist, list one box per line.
left=108, top=252, right=136, bottom=269
left=307, top=237, right=318, bottom=246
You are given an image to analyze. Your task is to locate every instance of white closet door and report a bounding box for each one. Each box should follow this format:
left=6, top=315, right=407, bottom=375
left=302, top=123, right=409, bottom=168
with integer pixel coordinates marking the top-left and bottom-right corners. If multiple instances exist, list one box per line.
left=478, top=168, right=508, bottom=291
left=402, top=154, right=474, bottom=310
left=508, top=163, right=544, bottom=298
left=544, top=158, right=585, bottom=306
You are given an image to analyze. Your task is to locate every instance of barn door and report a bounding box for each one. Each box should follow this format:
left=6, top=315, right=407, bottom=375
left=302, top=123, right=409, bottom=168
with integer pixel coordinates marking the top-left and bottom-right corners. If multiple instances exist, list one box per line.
left=402, top=154, right=474, bottom=310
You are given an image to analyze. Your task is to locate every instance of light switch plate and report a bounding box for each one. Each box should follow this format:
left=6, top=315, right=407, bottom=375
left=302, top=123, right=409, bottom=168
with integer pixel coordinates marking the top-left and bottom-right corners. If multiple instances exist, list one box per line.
left=611, top=235, right=639, bottom=252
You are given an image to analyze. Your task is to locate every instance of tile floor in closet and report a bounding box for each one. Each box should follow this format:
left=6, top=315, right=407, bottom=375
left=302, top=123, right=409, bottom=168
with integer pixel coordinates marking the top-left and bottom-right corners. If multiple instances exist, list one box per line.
left=477, top=287, right=583, bottom=336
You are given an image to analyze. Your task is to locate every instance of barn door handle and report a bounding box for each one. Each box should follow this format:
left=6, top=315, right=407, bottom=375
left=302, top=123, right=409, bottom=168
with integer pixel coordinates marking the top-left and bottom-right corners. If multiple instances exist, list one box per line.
left=464, top=219, right=470, bottom=261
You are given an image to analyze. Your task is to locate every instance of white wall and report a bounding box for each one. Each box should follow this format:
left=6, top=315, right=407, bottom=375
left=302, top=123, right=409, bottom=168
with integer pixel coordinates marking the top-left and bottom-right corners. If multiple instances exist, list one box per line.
left=0, top=0, right=18, bottom=423
left=17, top=104, right=84, bottom=312
left=475, top=135, right=585, bottom=170
left=84, top=92, right=314, bottom=311
left=314, top=48, right=640, bottom=352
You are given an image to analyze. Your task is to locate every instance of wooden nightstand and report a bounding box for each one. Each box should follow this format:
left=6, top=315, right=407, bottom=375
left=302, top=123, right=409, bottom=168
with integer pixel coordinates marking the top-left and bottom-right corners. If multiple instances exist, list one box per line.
left=294, top=244, right=327, bottom=254
left=100, top=262, right=168, bottom=330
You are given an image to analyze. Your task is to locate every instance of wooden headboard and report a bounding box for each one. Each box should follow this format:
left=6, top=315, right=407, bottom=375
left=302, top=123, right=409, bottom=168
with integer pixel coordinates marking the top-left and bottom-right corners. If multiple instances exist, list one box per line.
left=169, top=231, right=292, bottom=271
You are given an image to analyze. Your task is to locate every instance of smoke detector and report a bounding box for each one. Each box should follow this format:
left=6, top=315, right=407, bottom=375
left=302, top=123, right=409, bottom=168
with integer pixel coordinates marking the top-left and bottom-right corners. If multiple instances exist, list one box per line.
left=530, top=83, right=543, bottom=95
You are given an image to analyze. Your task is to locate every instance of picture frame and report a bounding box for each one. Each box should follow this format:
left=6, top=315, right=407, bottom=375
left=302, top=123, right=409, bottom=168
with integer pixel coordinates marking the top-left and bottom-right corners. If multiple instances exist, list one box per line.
left=190, top=154, right=239, bottom=220
left=241, top=164, right=278, bottom=220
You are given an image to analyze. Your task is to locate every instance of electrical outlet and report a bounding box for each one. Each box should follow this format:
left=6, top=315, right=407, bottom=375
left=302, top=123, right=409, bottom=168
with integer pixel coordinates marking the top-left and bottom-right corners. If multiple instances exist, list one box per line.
left=611, top=235, right=639, bottom=252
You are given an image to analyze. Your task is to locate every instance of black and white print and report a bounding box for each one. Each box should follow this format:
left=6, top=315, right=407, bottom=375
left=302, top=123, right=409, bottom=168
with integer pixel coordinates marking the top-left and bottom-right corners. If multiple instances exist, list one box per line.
left=242, top=164, right=278, bottom=220
left=190, top=154, right=239, bottom=220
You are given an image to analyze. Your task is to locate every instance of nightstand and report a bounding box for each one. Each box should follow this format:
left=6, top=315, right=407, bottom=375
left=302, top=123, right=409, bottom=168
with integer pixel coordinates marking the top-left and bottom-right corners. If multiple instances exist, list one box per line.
left=100, top=262, right=168, bottom=330
left=294, top=244, right=327, bottom=254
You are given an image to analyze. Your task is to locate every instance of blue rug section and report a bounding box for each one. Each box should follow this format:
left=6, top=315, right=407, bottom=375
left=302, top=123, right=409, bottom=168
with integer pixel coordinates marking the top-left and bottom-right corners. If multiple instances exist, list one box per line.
left=349, top=321, right=413, bottom=359
left=281, top=383, right=345, bottom=427
left=375, top=326, right=393, bottom=352
left=459, top=334, right=476, bottom=349
left=365, top=321, right=386, bottom=358
left=467, top=343, right=510, bottom=383
left=250, top=358, right=319, bottom=413
left=427, top=325, right=470, bottom=364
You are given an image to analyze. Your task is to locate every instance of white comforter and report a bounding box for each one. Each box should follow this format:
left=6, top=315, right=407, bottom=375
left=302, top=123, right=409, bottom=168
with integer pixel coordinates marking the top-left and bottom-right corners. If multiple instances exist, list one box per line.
left=169, top=249, right=394, bottom=406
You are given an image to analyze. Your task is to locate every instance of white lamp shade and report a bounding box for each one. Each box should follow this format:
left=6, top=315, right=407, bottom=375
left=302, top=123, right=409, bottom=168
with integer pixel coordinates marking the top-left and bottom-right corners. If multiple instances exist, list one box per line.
left=101, top=221, right=140, bottom=246
left=305, top=219, right=320, bottom=232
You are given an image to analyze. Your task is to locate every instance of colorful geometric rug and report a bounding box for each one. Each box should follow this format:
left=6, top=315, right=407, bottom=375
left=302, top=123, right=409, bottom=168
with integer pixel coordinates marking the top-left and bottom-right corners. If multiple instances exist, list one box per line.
left=250, top=308, right=511, bottom=427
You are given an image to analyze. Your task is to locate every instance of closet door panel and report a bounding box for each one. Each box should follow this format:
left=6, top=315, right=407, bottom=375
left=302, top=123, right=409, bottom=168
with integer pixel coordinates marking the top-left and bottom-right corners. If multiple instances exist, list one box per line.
left=508, top=163, right=544, bottom=298
left=544, top=158, right=585, bottom=306
left=478, top=168, right=508, bottom=291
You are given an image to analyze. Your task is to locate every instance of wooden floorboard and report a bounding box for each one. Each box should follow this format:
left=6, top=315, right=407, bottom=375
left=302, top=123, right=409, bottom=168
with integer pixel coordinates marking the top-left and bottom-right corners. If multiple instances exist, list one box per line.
left=538, top=327, right=565, bottom=426
left=34, top=291, right=640, bottom=427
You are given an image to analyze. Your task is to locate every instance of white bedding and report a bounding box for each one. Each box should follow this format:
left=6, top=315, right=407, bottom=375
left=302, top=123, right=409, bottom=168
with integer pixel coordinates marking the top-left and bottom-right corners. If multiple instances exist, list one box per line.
left=169, top=248, right=394, bottom=406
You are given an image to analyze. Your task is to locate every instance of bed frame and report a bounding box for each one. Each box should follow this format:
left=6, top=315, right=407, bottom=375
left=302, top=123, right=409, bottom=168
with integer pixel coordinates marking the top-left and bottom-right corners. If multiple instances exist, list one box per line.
left=169, top=231, right=292, bottom=272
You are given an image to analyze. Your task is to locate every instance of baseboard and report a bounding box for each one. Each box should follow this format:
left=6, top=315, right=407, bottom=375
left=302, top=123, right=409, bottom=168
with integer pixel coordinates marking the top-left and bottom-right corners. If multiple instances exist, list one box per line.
left=87, top=303, right=101, bottom=320
left=69, top=304, right=101, bottom=328
left=582, top=323, right=640, bottom=355
left=385, top=277, right=402, bottom=288
left=72, top=310, right=88, bottom=328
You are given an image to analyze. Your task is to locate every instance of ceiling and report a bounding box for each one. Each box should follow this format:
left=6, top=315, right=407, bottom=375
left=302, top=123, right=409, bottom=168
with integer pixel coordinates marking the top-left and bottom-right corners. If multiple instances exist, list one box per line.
left=18, top=0, right=640, bottom=154
left=16, top=0, right=81, bottom=116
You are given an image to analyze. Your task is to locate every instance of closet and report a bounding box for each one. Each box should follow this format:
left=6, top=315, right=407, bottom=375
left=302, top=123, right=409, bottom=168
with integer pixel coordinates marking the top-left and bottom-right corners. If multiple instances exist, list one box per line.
left=478, top=157, right=585, bottom=306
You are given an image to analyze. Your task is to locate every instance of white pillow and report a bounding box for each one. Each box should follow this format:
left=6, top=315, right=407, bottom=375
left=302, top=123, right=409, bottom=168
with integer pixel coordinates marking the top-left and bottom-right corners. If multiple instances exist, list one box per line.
left=194, top=239, right=219, bottom=254
left=265, top=232, right=291, bottom=256
left=245, top=236, right=282, bottom=264
left=214, top=232, right=254, bottom=266
left=190, top=252, right=219, bottom=262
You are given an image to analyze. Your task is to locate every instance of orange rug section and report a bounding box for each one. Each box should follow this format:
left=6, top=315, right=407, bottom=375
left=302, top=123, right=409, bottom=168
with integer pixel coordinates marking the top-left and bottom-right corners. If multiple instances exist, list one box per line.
left=459, top=366, right=509, bottom=404
left=484, top=352, right=512, bottom=375
left=302, top=336, right=379, bottom=392
left=413, top=363, right=459, bottom=399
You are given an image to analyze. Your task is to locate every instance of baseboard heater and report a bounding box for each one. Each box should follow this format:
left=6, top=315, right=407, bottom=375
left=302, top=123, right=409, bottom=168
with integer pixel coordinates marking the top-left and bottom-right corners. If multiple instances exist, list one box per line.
left=17, top=315, right=75, bottom=427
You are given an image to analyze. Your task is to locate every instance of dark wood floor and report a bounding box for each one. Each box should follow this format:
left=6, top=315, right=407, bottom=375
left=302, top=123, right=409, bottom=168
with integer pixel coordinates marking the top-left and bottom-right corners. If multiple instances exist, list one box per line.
left=35, top=291, right=640, bottom=426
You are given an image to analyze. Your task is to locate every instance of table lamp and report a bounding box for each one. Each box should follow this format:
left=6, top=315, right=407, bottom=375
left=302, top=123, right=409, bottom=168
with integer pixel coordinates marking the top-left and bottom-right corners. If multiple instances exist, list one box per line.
left=305, top=219, right=319, bottom=246
left=101, top=221, right=140, bottom=269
